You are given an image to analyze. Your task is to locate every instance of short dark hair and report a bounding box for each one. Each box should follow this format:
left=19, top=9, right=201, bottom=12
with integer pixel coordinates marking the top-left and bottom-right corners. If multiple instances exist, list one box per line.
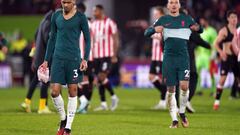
left=226, top=10, right=237, bottom=18
left=154, top=6, right=165, bottom=15
left=76, top=2, right=86, bottom=13
left=95, top=4, right=104, bottom=10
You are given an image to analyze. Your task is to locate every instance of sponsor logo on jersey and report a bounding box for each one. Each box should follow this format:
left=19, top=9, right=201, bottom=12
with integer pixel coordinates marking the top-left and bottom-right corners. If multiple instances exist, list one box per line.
left=181, top=21, right=185, bottom=27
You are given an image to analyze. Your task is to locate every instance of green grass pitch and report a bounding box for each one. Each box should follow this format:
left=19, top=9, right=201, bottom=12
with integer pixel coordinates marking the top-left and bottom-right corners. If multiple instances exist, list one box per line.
left=0, top=87, right=239, bottom=135
left=0, top=16, right=42, bottom=40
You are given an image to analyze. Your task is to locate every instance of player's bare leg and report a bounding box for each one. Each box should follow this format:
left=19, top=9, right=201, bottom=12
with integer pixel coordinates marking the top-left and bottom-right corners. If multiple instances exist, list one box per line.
left=167, top=86, right=178, bottom=128
left=214, top=75, right=227, bottom=110
left=51, top=83, right=66, bottom=135
left=179, top=81, right=190, bottom=128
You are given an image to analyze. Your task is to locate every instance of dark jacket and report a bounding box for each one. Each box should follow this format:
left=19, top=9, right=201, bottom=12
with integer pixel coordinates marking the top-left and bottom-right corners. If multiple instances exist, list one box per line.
left=188, top=32, right=211, bottom=72
left=33, top=10, right=54, bottom=69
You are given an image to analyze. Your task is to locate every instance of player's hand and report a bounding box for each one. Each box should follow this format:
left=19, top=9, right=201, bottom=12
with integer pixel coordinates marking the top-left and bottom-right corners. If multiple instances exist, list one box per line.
left=111, top=56, right=118, bottom=63
left=190, top=24, right=200, bottom=31
left=39, top=61, right=48, bottom=72
left=80, top=60, right=88, bottom=71
left=154, top=26, right=164, bottom=33
left=151, top=33, right=162, bottom=40
left=220, top=51, right=227, bottom=61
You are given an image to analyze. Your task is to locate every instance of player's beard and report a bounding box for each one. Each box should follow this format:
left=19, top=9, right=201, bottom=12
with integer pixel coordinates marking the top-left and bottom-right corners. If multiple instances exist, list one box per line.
left=63, top=8, right=70, bottom=14
left=63, top=6, right=73, bottom=14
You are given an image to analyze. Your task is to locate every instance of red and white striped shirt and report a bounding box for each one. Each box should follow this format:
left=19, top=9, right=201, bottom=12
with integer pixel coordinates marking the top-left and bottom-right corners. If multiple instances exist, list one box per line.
left=151, top=33, right=163, bottom=61
left=80, top=20, right=94, bottom=61
left=91, top=17, right=118, bottom=58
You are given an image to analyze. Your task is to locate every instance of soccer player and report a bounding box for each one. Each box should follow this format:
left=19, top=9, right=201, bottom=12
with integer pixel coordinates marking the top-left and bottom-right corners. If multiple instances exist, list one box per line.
left=0, top=32, right=8, bottom=63
left=149, top=6, right=167, bottom=110
left=0, top=32, right=8, bottom=58
left=76, top=2, right=95, bottom=114
left=91, top=5, right=119, bottom=111
left=197, top=17, right=218, bottom=96
left=40, top=0, right=91, bottom=134
left=145, top=0, right=202, bottom=128
left=21, top=9, right=55, bottom=114
left=213, top=10, right=239, bottom=110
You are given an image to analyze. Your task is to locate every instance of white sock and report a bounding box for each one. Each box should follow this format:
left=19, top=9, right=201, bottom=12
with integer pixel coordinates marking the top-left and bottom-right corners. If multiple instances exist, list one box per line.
left=214, top=100, right=220, bottom=105
left=52, top=95, right=66, bottom=121
left=111, top=94, right=117, bottom=99
left=160, top=100, right=166, bottom=106
left=101, top=101, right=108, bottom=107
left=80, top=95, right=88, bottom=103
left=167, top=92, right=178, bottom=121
left=179, top=89, right=189, bottom=114
left=65, top=96, right=77, bottom=129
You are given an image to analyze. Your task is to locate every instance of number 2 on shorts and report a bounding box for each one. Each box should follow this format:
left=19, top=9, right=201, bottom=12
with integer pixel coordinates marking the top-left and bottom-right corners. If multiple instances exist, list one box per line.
left=184, top=70, right=190, bottom=78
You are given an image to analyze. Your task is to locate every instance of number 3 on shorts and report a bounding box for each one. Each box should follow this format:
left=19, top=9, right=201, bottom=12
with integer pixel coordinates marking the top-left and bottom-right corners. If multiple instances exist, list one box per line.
left=184, top=70, right=190, bottom=78
left=73, top=69, right=78, bottom=78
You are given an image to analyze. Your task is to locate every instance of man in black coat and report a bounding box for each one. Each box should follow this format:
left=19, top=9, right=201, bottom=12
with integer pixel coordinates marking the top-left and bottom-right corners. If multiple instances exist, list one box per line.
left=21, top=10, right=54, bottom=114
left=176, top=31, right=211, bottom=113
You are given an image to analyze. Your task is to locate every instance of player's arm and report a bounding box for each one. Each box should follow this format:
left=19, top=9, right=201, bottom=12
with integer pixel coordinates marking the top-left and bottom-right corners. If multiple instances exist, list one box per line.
left=232, top=31, right=239, bottom=56
left=80, top=14, right=91, bottom=61
left=79, top=14, right=91, bottom=71
left=190, top=32, right=211, bottom=49
left=144, top=18, right=163, bottom=37
left=112, top=31, right=119, bottom=63
left=190, top=23, right=203, bottom=33
left=214, top=28, right=227, bottom=61
left=42, top=12, right=57, bottom=68
left=188, top=15, right=203, bottom=33
left=109, top=20, right=119, bottom=63
left=34, top=22, right=45, bottom=69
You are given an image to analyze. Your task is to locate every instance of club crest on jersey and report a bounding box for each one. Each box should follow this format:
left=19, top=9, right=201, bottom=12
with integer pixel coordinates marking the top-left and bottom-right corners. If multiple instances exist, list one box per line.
left=165, top=23, right=171, bottom=26
left=181, top=21, right=185, bottom=27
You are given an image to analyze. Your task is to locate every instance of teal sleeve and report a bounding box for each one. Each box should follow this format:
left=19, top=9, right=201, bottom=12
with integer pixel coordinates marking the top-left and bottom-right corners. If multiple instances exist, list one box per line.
left=144, top=18, right=162, bottom=37
left=144, top=27, right=156, bottom=37
left=80, top=14, right=91, bottom=61
left=44, top=13, right=57, bottom=62
left=188, top=15, right=196, bottom=26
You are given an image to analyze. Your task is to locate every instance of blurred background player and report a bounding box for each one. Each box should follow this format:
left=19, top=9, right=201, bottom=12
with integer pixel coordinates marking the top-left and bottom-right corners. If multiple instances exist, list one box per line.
left=196, top=17, right=218, bottom=96
left=76, top=2, right=95, bottom=114
left=145, top=0, right=202, bottom=128
left=148, top=6, right=167, bottom=110
left=91, top=5, right=119, bottom=111
left=20, top=2, right=60, bottom=114
left=0, top=32, right=8, bottom=62
left=213, top=10, right=240, bottom=110
left=40, top=0, right=91, bottom=134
